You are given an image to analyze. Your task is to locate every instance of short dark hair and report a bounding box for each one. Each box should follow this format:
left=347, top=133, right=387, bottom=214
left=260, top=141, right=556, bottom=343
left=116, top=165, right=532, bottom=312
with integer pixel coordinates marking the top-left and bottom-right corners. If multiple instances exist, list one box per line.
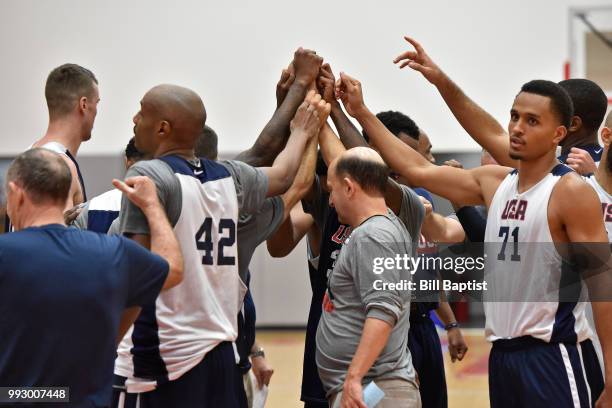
left=45, top=63, right=98, bottom=119
left=125, top=137, right=145, bottom=161
left=558, top=79, right=608, bottom=132
left=363, top=111, right=420, bottom=143
left=6, top=148, right=72, bottom=205
left=195, top=125, right=218, bottom=160
left=519, top=80, right=574, bottom=128
left=335, top=156, right=389, bottom=195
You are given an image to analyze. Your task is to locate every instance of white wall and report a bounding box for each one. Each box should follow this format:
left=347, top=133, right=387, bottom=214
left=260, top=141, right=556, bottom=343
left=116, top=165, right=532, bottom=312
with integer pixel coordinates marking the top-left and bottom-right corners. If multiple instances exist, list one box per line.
left=1, top=0, right=609, bottom=157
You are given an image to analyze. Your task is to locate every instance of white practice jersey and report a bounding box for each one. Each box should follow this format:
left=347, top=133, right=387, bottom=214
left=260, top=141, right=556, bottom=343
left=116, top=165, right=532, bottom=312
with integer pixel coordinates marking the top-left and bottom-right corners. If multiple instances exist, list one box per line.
left=115, top=156, right=247, bottom=392
left=484, top=164, right=592, bottom=343
left=584, top=175, right=612, bottom=241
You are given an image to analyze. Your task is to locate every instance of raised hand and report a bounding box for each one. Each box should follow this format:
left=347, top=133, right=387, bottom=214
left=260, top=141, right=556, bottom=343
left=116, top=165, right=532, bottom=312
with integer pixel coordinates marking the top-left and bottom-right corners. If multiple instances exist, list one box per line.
left=112, top=176, right=160, bottom=212
left=307, top=88, right=332, bottom=127
left=419, top=195, right=433, bottom=217
left=317, top=63, right=336, bottom=104
left=443, top=159, right=464, bottom=169
left=290, top=91, right=321, bottom=139
left=293, top=47, right=323, bottom=87
left=276, top=63, right=295, bottom=107
left=393, top=36, right=444, bottom=85
left=566, top=147, right=598, bottom=175
left=335, top=72, right=367, bottom=118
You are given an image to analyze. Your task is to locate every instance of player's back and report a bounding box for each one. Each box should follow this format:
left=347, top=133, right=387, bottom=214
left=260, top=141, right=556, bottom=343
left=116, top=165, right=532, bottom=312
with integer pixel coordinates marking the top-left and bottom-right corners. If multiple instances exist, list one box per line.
left=0, top=225, right=136, bottom=406
left=484, top=164, right=591, bottom=343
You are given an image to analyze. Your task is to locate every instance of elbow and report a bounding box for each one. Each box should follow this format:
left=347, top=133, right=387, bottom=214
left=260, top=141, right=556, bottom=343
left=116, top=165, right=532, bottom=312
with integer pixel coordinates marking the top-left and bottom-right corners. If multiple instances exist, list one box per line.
left=277, top=173, right=293, bottom=195
left=164, top=258, right=184, bottom=290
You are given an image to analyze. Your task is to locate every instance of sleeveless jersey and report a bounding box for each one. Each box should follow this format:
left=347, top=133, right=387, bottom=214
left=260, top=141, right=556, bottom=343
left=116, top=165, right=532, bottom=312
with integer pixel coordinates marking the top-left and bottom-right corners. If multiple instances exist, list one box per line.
left=4, top=142, right=87, bottom=232
left=484, top=164, right=592, bottom=344
left=584, top=175, right=612, bottom=241
left=115, top=156, right=245, bottom=393
left=86, top=188, right=122, bottom=233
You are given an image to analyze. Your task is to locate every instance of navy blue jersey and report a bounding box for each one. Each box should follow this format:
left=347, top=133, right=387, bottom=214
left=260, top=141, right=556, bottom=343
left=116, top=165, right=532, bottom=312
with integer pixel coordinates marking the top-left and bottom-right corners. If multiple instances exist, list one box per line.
left=0, top=224, right=168, bottom=407
left=301, top=185, right=350, bottom=404
left=557, top=143, right=602, bottom=168
left=413, top=188, right=439, bottom=314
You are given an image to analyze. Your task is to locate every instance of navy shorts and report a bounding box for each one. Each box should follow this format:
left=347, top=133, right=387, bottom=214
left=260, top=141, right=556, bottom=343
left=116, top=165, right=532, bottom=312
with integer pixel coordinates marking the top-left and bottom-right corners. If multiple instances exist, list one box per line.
left=489, top=337, right=603, bottom=408
left=408, top=313, right=447, bottom=408
left=112, top=341, right=247, bottom=408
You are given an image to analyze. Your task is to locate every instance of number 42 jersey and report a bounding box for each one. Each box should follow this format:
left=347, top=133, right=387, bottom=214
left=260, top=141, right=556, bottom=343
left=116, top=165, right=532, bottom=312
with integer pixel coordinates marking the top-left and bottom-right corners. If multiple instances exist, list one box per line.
left=114, top=155, right=268, bottom=393
left=484, top=164, right=592, bottom=344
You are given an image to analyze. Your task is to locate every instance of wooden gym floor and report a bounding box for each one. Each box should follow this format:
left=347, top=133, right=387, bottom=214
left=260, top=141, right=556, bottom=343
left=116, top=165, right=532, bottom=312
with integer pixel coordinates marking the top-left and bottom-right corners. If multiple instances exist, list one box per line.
left=257, top=328, right=489, bottom=408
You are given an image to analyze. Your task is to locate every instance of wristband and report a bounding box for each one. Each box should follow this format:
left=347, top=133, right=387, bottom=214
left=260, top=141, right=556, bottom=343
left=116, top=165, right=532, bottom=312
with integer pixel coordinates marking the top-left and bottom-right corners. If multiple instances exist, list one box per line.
left=444, top=322, right=459, bottom=331
left=249, top=347, right=265, bottom=359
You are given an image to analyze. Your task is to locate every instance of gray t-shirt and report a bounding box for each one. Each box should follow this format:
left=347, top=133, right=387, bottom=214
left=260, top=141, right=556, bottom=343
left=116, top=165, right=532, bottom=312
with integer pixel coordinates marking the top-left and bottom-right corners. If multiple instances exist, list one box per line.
left=73, top=203, right=89, bottom=230
left=315, top=186, right=424, bottom=396
left=237, top=196, right=284, bottom=282
left=118, top=158, right=268, bottom=235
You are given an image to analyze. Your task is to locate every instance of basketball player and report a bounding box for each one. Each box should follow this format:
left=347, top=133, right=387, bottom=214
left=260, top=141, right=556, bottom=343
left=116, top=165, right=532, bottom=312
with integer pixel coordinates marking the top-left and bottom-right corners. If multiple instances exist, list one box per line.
left=4, top=64, right=99, bottom=232
left=0, top=148, right=182, bottom=407
left=336, top=68, right=612, bottom=407
left=393, top=37, right=609, bottom=176
left=586, top=111, right=612, bottom=239
left=74, top=138, right=147, bottom=233
left=111, top=84, right=327, bottom=407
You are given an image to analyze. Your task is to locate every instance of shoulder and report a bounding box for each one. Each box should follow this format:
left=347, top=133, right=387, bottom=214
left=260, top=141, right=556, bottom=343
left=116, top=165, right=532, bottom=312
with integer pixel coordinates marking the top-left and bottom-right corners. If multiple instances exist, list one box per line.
left=218, top=159, right=257, bottom=178
left=472, top=164, right=515, bottom=181
left=552, top=170, right=600, bottom=214
left=129, top=159, right=173, bottom=176
left=127, top=159, right=177, bottom=190
left=352, top=215, right=402, bottom=242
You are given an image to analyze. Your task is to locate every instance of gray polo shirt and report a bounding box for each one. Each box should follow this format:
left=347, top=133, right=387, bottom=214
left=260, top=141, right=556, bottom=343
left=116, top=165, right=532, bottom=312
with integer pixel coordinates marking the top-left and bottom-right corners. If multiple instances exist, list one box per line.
left=315, top=185, right=424, bottom=396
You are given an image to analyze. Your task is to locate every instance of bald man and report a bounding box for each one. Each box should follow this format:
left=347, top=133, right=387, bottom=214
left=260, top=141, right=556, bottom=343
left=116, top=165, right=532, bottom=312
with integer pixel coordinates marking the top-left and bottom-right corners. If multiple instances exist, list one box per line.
left=112, top=85, right=326, bottom=408
left=316, top=147, right=424, bottom=408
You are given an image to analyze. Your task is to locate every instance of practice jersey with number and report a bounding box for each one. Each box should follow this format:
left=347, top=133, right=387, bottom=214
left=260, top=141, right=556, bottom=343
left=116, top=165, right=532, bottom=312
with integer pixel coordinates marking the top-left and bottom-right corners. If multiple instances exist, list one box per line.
left=584, top=175, right=612, bottom=241
left=114, top=155, right=267, bottom=393
left=484, top=164, right=592, bottom=344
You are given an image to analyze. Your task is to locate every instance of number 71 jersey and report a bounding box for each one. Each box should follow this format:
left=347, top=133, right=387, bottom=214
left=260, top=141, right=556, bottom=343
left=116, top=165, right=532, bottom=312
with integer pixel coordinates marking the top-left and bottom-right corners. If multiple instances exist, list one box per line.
left=483, top=164, right=592, bottom=344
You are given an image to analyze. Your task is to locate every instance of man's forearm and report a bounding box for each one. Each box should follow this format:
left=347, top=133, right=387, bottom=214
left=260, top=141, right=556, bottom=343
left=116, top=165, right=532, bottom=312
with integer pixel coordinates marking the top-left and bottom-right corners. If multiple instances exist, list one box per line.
left=330, top=101, right=368, bottom=149
left=422, top=212, right=451, bottom=243
left=142, top=204, right=183, bottom=289
left=434, top=73, right=514, bottom=167
left=434, top=300, right=457, bottom=326
left=235, top=82, right=308, bottom=167
left=281, top=136, right=318, bottom=210
left=266, top=131, right=310, bottom=196
left=318, top=123, right=346, bottom=166
left=346, top=317, right=393, bottom=381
